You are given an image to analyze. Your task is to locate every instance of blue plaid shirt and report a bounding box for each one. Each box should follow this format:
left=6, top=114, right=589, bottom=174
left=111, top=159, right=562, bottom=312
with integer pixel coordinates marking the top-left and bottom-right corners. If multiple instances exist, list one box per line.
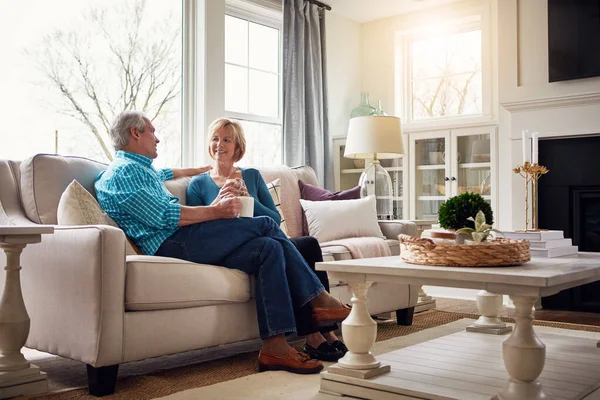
left=95, top=151, right=181, bottom=255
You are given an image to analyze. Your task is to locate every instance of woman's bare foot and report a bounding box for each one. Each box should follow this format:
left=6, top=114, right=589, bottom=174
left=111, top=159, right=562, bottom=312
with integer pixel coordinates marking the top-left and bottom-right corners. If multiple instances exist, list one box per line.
left=305, top=332, right=327, bottom=349
left=322, top=331, right=340, bottom=344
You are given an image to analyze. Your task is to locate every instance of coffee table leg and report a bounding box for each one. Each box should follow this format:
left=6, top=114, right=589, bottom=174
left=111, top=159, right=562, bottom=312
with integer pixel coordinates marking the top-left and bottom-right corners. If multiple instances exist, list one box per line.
left=337, top=281, right=381, bottom=370
left=467, top=291, right=512, bottom=334
left=498, top=295, right=547, bottom=400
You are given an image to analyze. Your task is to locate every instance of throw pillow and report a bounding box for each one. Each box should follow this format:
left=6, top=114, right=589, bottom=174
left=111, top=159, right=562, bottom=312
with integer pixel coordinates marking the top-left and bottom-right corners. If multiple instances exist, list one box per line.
left=298, top=180, right=361, bottom=235
left=266, top=178, right=289, bottom=236
left=299, top=195, right=384, bottom=243
left=57, top=180, right=141, bottom=255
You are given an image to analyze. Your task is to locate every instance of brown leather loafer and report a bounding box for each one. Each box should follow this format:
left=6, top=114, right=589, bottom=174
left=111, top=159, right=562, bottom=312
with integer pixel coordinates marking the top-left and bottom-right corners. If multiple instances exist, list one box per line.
left=312, top=306, right=351, bottom=322
left=258, top=348, right=323, bottom=374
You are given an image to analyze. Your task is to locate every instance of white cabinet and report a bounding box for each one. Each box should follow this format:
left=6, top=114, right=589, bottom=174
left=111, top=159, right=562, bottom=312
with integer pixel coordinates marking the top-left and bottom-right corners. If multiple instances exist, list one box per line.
left=408, top=126, right=497, bottom=221
left=333, top=137, right=408, bottom=219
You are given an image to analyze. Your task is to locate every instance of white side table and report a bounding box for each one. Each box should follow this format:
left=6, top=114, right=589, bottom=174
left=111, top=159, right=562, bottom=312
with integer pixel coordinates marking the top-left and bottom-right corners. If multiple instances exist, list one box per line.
left=0, top=226, right=54, bottom=398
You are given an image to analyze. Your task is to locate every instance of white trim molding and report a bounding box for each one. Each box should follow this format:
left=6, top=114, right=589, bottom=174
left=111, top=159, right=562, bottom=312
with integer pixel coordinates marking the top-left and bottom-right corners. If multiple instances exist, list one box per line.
left=501, top=92, right=600, bottom=112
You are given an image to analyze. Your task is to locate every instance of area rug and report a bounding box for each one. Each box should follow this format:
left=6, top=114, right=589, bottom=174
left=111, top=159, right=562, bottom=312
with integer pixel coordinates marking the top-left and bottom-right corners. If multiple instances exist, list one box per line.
left=157, top=319, right=600, bottom=400
left=30, top=310, right=600, bottom=400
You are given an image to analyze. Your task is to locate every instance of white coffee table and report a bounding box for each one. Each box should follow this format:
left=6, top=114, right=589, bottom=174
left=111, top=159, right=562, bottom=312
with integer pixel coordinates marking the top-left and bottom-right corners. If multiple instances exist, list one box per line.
left=0, top=226, right=54, bottom=398
left=316, top=253, right=600, bottom=400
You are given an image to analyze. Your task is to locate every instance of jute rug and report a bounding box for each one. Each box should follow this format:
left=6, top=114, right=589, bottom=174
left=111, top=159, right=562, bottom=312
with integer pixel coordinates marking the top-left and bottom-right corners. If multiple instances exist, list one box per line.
left=30, top=310, right=600, bottom=400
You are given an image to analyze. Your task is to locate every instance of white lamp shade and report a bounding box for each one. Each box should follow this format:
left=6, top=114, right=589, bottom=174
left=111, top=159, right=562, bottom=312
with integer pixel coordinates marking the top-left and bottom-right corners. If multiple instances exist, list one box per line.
left=344, top=116, right=404, bottom=159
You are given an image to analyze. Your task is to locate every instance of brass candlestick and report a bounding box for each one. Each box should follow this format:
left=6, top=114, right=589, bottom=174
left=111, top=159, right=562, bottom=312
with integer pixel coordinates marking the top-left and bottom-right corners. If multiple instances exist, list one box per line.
left=513, top=162, right=549, bottom=231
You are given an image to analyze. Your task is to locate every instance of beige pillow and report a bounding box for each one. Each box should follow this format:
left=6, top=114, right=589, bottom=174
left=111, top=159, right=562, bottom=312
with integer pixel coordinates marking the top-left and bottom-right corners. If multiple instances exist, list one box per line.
left=57, top=180, right=139, bottom=255
left=299, top=195, right=384, bottom=243
left=266, top=178, right=289, bottom=236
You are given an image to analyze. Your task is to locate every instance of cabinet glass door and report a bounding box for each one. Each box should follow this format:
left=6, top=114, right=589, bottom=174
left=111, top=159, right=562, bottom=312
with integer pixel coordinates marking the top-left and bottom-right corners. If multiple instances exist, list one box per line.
left=381, top=157, right=404, bottom=219
left=414, top=137, right=447, bottom=220
left=455, top=134, right=492, bottom=203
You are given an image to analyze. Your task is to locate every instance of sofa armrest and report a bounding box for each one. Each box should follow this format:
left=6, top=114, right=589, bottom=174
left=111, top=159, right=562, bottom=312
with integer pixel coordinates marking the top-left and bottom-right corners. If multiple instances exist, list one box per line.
left=6, top=225, right=127, bottom=367
left=378, top=220, right=418, bottom=239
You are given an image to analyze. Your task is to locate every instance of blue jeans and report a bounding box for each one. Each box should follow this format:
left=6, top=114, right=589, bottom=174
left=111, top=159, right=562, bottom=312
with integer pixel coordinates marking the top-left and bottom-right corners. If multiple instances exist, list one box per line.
left=155, top=216, right=325, bottom=339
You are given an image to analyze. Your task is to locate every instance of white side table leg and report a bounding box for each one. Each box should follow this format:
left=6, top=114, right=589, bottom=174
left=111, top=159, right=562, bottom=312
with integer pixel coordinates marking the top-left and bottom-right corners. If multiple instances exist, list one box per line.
left=0, top=243, right=47, bottom=397
left=414, top=286, right=436, bottom=313
left=418, top=286, right=431, bottom=302
left=498, top=295, right=547, bottom=400
left=467, top=290, right=512, bottom=334
left=328, top=281, right=390, bottom=379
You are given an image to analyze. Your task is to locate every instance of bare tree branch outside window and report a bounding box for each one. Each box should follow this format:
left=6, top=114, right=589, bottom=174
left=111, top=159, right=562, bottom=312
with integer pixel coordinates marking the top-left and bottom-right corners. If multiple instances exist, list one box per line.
left=410, top=30, right=482, bottom=121
left=25, top=0, right=181, bottom=164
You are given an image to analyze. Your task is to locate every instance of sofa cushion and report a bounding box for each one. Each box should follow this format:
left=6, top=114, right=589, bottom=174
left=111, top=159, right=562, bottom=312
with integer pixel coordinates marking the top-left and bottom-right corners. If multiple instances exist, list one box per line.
left=255, top=165, right=309, bottom=238
left=57, top=180, right=140, bottom=255
left=125, top=256, right=251, bottom=311
left=298, top=180, right=360, bottom=235
left=265, top=178, right=289, bottom=235
left=20, top=154, right=108, bottom=224
left=164, top=177, right=192, bottom=205
left=300, top=195, right=384, bottom=243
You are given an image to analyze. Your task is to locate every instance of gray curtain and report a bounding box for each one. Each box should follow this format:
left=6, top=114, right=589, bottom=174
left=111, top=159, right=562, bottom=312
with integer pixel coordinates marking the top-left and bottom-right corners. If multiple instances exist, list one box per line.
left=283, top=0, right=333, bottom=190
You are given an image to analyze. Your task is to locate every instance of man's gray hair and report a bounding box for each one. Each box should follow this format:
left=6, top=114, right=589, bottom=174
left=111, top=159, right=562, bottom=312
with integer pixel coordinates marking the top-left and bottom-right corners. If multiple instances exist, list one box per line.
left=109, top=111, right=148, bottom=150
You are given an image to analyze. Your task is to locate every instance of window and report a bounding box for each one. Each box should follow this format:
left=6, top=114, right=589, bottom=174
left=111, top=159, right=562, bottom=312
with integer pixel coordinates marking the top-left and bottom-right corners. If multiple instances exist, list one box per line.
left=396, top=15, right=487, bottom=125
left=224, top=13, right=282, bottom=167
left=411, top=30, right=482, bottom=120
left=0, top=0, right=182, bottom=168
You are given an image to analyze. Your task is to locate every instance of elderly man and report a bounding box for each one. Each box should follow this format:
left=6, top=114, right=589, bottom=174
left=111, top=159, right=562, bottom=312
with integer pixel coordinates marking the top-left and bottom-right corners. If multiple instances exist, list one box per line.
left=95, top=111, right=349, bottom=374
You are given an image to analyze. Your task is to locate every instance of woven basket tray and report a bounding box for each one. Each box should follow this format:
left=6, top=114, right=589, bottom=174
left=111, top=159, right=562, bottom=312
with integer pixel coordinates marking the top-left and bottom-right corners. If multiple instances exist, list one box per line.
left=398, top=234, right=530, bottom=267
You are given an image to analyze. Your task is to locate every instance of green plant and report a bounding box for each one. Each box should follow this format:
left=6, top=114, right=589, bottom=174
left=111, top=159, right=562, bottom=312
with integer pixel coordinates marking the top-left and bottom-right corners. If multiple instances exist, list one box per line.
left=438, top=192, right=493, bottom=230
left=456, top=210, right=502, bottom=243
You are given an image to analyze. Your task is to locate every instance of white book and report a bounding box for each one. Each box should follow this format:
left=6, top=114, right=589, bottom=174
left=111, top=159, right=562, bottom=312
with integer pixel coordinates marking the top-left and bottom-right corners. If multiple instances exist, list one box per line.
left=530, top=246, right=578, bottom=258
left=529, top=238, right=572, bottom=249
left=501, top=230, right=564, bottom=241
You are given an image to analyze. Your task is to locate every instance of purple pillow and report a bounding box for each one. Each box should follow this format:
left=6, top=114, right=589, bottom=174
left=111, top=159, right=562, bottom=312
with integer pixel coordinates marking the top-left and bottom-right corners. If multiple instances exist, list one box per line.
left=298, top=180, right=361, bottom=236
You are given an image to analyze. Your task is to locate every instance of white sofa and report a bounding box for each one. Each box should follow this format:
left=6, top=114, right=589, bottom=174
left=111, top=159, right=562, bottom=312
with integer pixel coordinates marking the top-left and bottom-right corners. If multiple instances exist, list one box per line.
left=0, top=154, right=418, bottom=396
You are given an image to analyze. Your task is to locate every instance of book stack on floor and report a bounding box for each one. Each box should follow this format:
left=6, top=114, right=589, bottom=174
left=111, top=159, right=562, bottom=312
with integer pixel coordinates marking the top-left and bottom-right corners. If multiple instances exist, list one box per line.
left=501, top=230, right=578, bottom=258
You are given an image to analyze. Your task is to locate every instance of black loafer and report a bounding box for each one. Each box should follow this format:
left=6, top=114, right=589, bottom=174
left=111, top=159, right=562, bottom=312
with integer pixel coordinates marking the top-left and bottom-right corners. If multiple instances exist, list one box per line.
left=303, top=342, right=344, bottom=362
left=329, top=340, right=348, bottom=354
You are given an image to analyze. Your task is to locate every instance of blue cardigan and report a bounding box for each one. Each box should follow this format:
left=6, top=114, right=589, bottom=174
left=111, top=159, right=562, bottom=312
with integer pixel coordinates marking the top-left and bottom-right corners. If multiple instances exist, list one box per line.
left=186, top=168, right=281, bottom=224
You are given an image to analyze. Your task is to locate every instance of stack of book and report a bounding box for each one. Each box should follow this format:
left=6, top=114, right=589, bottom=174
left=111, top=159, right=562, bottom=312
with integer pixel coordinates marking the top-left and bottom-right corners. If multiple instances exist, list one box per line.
left=501, top=230, right=578, bottom=258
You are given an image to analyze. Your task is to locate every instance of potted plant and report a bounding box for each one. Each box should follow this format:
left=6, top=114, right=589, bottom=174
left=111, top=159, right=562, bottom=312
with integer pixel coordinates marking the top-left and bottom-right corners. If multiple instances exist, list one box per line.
left=456, top=211, right=502, bottom=243
left=438, top=192, right=494, bottom=242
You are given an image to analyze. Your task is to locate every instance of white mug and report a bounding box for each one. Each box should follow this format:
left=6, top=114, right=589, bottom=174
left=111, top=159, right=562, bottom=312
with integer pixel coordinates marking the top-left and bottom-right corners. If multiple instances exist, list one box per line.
left=237, top=196, right=254, bottom=218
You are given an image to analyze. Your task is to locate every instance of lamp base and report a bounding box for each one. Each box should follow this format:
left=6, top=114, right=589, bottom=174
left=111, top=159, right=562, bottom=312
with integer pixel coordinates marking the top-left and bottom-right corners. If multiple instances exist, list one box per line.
left=359, top=160, right=394, bottom=220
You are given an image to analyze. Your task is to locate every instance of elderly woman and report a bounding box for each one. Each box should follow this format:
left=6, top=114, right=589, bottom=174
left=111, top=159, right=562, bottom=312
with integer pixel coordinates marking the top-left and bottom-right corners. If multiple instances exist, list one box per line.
left=187, top=118, right=348, bottom=362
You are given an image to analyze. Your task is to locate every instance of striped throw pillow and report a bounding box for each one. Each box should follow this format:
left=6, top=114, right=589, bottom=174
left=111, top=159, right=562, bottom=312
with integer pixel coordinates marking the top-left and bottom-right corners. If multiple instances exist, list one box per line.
left=266, top=178, right=289, bottom=236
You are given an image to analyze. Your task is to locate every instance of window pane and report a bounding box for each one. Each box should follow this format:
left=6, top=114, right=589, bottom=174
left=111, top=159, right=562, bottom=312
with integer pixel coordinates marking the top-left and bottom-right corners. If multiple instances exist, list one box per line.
left=235, top=120, right=282, bottom=167
left=249, top=70, right=279, bottom=118
left=225, top=15, right=248, bottom=66
left=410, top=29, right=482, bottom=121
left=225, top=64, right=249, bottom=113
left=0, top=0, right=182, bottom=167
left=249, top=22, right=279, bottom=73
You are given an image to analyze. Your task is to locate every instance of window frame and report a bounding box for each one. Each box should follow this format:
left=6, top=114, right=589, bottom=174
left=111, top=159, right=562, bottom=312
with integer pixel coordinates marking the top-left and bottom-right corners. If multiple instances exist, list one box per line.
left=395, top=6, right=493, bottom=132
left=224, top=2, right=283, bottom=129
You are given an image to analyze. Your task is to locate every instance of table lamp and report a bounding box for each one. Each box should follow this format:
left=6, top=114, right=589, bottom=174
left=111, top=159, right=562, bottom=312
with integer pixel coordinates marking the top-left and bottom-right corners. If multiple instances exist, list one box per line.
left=344, top=116, right=404, bottom=220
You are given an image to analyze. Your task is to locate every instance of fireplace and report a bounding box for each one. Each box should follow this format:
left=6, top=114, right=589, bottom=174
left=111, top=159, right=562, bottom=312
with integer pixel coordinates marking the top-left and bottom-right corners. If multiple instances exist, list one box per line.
left=538, top=135, right=600, bottom=312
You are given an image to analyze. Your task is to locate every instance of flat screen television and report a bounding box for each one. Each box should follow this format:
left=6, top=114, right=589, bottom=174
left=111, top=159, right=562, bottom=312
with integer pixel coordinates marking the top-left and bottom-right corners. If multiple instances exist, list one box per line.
left=548, top=0, right=600, bottom=82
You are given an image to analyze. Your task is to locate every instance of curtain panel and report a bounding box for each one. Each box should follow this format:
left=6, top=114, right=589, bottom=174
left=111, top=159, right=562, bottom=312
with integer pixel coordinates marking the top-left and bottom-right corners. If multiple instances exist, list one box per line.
left=283, top=0, right=333, bottom=190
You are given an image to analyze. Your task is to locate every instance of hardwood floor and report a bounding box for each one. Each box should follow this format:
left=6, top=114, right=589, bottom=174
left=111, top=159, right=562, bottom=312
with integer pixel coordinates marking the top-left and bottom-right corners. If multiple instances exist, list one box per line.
left=434, top=297, right=600, bottom=326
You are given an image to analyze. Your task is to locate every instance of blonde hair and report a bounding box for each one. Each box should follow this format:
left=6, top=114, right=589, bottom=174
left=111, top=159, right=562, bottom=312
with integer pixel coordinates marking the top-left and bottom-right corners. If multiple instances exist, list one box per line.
left=207, top=118, right=246, bottom=162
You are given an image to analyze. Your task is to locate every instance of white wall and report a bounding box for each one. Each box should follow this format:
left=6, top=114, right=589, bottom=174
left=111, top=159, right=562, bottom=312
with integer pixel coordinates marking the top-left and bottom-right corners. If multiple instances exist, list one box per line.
left=326, top=13, right=362, bottom=138
left=498, top=0, right=600, bottom=229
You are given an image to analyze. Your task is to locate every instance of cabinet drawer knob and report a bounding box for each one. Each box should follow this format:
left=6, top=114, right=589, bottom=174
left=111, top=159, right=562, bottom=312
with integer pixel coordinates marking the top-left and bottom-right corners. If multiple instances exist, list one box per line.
left=444, top=177, right=450, bottom=181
